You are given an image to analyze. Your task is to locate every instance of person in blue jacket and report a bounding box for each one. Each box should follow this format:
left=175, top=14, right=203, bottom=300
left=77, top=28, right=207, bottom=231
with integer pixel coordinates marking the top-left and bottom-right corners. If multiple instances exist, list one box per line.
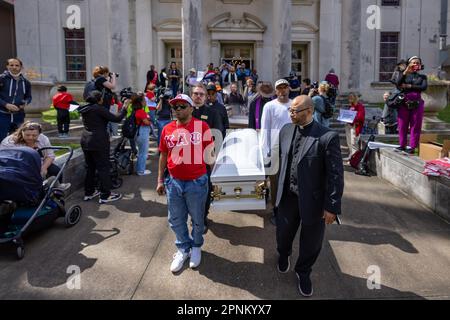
left=0, top=58, right=32, bottom=141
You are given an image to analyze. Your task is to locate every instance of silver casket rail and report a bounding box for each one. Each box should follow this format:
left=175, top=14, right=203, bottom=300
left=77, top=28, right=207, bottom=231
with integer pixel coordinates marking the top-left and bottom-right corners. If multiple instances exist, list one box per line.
left=210, top=129, right=267, bottom=212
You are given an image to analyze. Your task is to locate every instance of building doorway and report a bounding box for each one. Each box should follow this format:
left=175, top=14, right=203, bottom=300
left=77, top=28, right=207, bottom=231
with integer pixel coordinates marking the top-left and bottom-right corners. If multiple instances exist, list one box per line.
left=291, top=43, right=309, bottom=82
left=165, top=42, right=183, bottom=71
left=220, top=43, right=254, bottom=70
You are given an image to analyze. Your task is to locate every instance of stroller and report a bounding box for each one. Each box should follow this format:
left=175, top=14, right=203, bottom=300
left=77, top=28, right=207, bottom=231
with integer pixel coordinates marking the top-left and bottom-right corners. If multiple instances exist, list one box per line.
left=0, top=147, right=82, bottom=260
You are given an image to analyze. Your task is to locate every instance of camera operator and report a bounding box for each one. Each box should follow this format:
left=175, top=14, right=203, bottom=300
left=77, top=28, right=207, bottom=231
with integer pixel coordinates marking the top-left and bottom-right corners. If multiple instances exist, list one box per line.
left=78, top=90, right=128, bottom=204
left=156, top=87, right=173, bottom=147
left=91, top=66, right=117, bottom=108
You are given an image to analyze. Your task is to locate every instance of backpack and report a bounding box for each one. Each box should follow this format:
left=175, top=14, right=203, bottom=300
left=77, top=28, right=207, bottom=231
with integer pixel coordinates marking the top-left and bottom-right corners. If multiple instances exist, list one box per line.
left=121, top=110, right=140, bottom=139
left=83, top=78, right=113, bottom=106
left=83, top=79, right=97, bottom=101
left=320, top=96, right=334, bottom=119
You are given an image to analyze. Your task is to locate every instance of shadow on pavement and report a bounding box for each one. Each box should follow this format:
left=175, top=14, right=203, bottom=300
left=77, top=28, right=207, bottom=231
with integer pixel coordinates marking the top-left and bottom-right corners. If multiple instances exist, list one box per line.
left=0, top=215, right=120, bottom=291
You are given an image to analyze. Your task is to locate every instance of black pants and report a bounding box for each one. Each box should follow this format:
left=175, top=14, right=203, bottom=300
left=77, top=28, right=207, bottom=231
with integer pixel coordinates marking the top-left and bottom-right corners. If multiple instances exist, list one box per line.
left=83, top=149, right=111, bottom=199
left=204, top=165, right=213, bottom=223
left=56, top=108, right=70, bottom=134
left=47, top=163, right=63, bottom=183
left=276, top=192, right=325, bottom=276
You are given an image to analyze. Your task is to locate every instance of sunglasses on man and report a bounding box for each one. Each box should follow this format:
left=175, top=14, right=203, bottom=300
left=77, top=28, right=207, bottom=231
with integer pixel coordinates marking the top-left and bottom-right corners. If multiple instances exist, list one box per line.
left=171, top=104, right=190, bottom=110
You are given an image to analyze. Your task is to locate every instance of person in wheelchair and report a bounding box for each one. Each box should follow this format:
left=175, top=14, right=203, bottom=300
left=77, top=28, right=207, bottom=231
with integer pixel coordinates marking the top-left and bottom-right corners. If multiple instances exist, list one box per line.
left=0, top=121, right=70, bottom=190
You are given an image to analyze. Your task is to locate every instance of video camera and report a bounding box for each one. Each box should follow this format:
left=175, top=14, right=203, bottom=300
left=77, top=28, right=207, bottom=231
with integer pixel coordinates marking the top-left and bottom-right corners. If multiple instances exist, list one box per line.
left=156, top=87, right=173, bottom=101
left=119, top=87, right=134, bottom=101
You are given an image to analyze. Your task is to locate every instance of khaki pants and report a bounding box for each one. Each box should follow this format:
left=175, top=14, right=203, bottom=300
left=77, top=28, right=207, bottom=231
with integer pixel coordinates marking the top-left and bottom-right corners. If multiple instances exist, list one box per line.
left=345, top=125, right=359, bottom=156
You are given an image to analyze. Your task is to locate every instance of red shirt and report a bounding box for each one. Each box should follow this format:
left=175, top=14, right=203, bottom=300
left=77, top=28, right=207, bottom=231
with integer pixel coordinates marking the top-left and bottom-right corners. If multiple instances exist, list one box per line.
left=159, top=118, right=213, bottom=180
left=52, top=92, right=74, bottom=110
left=135, top=109, right=150, bottom=126
left=350, top=102, right=365, bottom=136
left=146, top=91, right=157, bottom=110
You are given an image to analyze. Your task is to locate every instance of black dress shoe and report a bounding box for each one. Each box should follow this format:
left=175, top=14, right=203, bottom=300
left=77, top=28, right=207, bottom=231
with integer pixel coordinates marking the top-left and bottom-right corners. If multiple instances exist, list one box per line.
left=277, top=255, right=290, bottom=273
left=296, top=273, right=313, bottom=297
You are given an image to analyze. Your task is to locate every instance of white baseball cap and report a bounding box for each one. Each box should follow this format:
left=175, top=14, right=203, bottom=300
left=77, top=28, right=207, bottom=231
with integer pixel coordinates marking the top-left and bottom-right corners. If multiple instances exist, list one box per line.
left=274, top=79, right=289, bottom=88
left=169, top=94, right=194, bottom=107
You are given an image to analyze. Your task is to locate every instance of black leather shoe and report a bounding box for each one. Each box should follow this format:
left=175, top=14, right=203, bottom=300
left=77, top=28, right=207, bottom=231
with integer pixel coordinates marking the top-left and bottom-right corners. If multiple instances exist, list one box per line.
left=277, top=255, right=290, bottom=273
left=296, top=273, right=313, bottom=297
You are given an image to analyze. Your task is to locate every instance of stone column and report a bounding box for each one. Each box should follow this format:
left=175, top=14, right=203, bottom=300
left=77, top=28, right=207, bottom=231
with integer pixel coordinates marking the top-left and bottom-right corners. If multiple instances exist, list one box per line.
left=109, top=0, right=132, bottom=90
left=15, top=0, right=41, bottom=79
left=340, top=0, right=362, bottom=91
left=319, top=0, right=342, bottom=81
left=210, top=40, right=220, bottom=68
left=182, top=0, right=202, bottom=90
left=135, top=0, right=153, bottom=91
left=272, top=0, right=291, bottom=81
left=255, top=40, right=264, bottom=79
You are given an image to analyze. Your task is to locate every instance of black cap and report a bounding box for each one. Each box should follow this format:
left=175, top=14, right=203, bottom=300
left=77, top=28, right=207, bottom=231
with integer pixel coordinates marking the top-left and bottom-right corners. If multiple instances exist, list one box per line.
left=206, top=83, right=216, bottom=92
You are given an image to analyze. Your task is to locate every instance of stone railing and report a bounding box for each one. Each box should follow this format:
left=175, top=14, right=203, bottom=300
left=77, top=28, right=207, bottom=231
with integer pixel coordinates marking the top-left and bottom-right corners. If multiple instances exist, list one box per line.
left=367, top=148, right=450, bottom=222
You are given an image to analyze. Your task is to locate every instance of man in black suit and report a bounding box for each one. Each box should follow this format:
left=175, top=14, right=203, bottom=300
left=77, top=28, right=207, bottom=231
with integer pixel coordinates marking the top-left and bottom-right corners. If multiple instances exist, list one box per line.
left=275, top=95, right=344, bottom=297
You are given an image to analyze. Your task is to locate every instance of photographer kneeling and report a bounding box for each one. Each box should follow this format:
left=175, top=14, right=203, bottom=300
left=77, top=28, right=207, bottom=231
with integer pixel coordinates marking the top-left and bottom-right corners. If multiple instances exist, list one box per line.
left=78, top=90, right=128, bottom=204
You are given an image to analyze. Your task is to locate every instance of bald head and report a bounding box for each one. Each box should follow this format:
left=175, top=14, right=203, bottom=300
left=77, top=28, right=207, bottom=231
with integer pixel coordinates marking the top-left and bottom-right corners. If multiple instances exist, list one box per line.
left=293, top=95, right=313, bottom=109
left=289, top=95, right=314, bottom=126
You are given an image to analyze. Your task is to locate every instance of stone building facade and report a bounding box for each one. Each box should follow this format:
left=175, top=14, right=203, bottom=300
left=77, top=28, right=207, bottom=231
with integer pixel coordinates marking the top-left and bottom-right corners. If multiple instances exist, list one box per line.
left=12, top=0, right=448, bottom=102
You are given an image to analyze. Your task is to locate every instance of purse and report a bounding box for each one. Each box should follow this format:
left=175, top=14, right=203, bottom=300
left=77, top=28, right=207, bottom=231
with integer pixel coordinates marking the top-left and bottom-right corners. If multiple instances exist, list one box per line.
left=386, top=92, right=405, bottom=109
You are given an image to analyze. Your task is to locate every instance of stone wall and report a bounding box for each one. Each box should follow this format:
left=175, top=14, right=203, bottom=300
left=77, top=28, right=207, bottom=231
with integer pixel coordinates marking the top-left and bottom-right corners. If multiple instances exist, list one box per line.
left=369, top=148, right=450, bottom=222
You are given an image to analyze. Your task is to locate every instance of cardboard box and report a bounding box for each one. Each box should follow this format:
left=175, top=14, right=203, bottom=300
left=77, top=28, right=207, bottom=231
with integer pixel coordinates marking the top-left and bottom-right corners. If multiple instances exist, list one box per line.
left=419, top=140, right=450, bottom=161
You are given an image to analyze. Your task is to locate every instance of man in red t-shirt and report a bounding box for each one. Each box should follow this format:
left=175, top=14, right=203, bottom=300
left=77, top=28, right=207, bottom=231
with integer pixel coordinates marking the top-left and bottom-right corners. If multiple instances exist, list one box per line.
left=157, top=93, right=214, bottom=273
left=52, top=85, right=74, bottom=137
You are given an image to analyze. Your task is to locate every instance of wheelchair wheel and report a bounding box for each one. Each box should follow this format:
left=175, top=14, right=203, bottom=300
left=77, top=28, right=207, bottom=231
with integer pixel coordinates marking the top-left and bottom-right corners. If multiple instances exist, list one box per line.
left=65, top=205, right=82, bottom=228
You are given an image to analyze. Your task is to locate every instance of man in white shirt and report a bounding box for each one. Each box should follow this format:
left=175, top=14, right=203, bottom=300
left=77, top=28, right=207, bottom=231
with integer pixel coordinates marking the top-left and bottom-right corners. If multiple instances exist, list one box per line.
left=260, top=79, right=292, bottom=225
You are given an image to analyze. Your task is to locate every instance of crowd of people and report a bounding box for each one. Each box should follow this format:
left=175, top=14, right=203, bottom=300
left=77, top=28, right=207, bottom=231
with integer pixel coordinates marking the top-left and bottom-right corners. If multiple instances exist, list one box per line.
left=0, top=55, right=428, bottom=297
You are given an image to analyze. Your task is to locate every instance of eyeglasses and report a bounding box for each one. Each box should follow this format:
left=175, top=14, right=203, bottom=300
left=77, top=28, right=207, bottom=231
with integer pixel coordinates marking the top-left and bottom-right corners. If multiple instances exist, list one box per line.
left=288, top=107, right=310, bottom=114
left=192, top=92, right=206, bottom=97
left=171, top=104, right=189, bottom=110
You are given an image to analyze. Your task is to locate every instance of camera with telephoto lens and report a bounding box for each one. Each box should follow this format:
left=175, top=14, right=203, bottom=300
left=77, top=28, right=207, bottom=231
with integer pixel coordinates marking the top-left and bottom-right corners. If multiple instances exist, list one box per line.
left=156, top=87, right=173, bottom=101
left=119, top=87, right=134, bottom=101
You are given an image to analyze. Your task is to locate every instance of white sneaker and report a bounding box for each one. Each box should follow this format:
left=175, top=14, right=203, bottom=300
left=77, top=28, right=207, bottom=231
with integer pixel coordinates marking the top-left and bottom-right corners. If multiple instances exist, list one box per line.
left=189, top=247, right=202, bottom=269
left=170, top=249, right=190, bottom=273
left=137, top=170, right=152, bottom=176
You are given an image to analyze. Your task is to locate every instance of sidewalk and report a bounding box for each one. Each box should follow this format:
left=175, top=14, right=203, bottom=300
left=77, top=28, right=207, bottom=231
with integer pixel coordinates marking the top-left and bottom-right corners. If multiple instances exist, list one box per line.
left=0, top=145, right=449, bottom=299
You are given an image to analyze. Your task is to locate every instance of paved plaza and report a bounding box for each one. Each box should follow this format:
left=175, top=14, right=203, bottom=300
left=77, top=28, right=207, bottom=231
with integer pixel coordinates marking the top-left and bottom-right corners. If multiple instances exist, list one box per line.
left=0, top=142, right=449, bottom=300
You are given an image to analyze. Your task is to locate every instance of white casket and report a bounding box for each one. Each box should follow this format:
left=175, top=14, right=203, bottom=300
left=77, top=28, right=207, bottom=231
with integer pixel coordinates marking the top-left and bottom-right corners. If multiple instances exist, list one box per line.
left=210, top=129, right=267, bottom=211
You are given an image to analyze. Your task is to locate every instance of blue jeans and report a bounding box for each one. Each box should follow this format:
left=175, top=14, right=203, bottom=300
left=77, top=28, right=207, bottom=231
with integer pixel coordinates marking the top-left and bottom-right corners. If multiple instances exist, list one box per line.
left=0, top=111, right=25, bottom=142
left=157, top=119, right=172, bottom=147
left=148, top=110, right=158, bottom=138
left=135, top=125, right=151, bottom=174
left=165, top=174, right=208, bottom=252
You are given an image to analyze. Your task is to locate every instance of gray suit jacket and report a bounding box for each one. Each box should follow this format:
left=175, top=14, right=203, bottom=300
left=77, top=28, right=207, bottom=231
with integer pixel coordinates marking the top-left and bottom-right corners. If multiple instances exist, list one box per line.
left=276, top=121, right=344, bottom=225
